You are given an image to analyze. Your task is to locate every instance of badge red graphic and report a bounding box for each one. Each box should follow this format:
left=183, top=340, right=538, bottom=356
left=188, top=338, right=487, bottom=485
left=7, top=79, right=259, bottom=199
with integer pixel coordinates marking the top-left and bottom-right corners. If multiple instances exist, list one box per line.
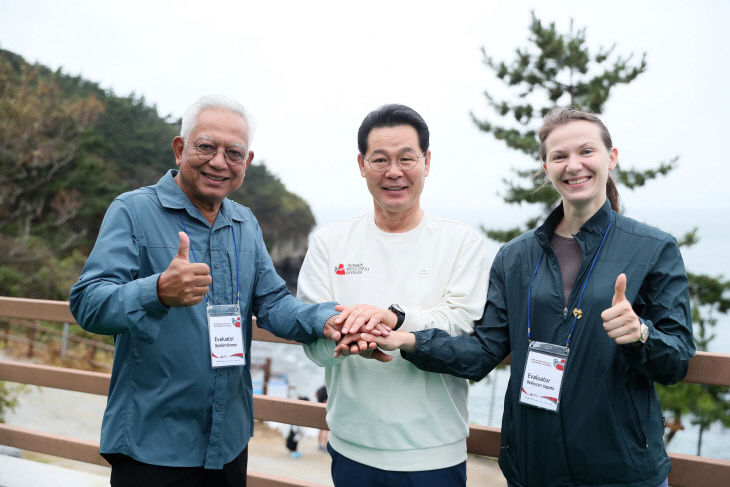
left=553, top=358, right=565, bottom=371
left=335, top=264, right=345, bottom=275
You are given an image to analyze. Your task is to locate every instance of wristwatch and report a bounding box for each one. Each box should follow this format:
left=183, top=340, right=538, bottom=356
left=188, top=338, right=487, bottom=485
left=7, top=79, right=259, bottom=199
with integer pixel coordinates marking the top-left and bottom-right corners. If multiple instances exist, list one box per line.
left=638, top=321, right=649, bottom=344
left=388, top=304, right=405, bottom=331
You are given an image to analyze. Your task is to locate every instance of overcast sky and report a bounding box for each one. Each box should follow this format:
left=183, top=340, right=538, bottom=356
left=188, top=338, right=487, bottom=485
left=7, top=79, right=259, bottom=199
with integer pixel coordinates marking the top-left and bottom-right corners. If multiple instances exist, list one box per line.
left=2, top=0, right=729, bottom=231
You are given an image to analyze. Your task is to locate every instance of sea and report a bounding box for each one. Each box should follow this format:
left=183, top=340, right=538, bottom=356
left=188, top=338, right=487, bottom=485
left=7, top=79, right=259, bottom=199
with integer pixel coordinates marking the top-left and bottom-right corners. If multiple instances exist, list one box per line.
left=252, top=205, right=730, bottom=460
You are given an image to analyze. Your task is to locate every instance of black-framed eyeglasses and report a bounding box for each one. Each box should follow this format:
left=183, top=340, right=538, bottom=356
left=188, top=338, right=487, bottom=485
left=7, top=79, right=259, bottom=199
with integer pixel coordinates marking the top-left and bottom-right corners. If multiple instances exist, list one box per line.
left=191, top=141, right=248, bottom=166
left=364, top=151, right=425, bottom=172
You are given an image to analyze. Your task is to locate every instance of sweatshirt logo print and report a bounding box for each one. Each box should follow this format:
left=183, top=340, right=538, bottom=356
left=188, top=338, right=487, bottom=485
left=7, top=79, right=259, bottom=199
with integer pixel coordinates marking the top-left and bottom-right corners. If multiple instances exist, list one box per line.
left=334, top=263, right=370, bottom=275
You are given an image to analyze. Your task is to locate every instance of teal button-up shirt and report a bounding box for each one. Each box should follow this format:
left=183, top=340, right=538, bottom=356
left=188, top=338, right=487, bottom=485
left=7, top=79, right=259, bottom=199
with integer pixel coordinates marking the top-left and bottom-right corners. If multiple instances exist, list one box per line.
left=70, top=170, right=336, bottom=468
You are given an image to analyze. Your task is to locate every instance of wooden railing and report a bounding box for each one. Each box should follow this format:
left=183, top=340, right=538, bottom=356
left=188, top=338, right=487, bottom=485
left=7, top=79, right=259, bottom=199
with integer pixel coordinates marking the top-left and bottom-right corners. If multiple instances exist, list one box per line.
left=1, top=297, right=729, bottom=486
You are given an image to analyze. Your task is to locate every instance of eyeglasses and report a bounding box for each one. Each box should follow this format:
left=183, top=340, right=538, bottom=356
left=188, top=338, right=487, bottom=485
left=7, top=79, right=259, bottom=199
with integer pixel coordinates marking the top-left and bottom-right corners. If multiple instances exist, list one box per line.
left=191, top=142, right=248, bottom=166
left=364, top=151, right=425, bottom=172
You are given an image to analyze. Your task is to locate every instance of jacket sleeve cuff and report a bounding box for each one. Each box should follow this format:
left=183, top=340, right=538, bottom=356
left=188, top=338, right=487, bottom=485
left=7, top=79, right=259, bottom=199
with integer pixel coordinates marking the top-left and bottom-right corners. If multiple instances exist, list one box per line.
left=400, top=329, right=429, bottom=362
left=312, top=303, right=338, bottom=338
left=620, top=318, right=654, bottom=361
left=142, top=274, right=169, bottom=318
left=123, top=275, right=169, bottom=343
left=295, top=302, right=339, bottom=343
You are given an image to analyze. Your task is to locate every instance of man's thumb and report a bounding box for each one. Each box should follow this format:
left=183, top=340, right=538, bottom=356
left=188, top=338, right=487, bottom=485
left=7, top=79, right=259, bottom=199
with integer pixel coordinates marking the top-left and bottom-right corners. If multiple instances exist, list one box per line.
left=612, top=273, right=627, bottom=306
left=176, top=232, right=190, bottom=261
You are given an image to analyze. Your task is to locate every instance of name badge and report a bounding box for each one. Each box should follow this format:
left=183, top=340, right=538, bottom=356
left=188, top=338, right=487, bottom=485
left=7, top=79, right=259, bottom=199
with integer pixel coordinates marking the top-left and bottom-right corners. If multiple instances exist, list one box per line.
left=207, top=304, right=246, bottom=368
left=519, top=341, right=569, bottom=413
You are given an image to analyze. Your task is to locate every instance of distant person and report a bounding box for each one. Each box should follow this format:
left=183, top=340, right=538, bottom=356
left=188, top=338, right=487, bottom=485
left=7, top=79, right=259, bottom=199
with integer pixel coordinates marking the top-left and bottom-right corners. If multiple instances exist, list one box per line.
left=315, top=385, right=328, bottom=451
left=285, top=425, right=304, bottom=459
left=70, top=95, right=345, bottom=487
left=366, top=107, right=695, bottom=487
left=298, top=104, right=490, bottom=486
left=286, top=395, right=309, bottom=458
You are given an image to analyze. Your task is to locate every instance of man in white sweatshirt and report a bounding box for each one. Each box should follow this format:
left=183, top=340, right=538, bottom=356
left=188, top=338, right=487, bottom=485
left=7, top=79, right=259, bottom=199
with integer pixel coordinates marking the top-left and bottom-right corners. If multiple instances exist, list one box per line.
left=298, top=104, right=490, bottom=487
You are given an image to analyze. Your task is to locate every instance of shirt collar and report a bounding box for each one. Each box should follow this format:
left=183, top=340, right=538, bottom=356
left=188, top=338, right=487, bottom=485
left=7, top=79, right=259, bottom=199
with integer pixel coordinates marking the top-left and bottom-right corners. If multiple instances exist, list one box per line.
left=536, top=199, right=613, bottom=253
left=154, top=170, right=248, bottom=226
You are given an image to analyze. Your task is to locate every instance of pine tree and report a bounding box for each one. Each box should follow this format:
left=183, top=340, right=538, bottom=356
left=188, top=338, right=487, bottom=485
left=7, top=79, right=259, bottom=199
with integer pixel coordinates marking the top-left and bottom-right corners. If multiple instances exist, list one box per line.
left=473, top=11, right=675, bottom=242
left=474, top=12, right=730, bottom=454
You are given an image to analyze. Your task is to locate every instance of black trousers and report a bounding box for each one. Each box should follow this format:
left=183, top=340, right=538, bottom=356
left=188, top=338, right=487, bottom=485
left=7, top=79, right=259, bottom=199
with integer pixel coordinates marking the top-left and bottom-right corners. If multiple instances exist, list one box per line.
left=328, top=443, right=466, bottom=487
left=106, top=447, right=248, bottom=487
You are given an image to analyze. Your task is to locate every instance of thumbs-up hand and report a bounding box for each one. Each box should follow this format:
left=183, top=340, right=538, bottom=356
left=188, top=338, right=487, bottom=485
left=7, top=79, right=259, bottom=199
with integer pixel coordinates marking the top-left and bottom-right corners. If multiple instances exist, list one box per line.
left=175, top=231, right=191, bottom=262
left=157, top=232, right=212, bottom=307
left=600, top=273, right=642, bottom=345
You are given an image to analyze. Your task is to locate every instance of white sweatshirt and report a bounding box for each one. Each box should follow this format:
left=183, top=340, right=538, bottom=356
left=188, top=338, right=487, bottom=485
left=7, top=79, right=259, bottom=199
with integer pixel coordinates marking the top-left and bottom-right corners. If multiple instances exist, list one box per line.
left=299, top=213, right=490, bottom=471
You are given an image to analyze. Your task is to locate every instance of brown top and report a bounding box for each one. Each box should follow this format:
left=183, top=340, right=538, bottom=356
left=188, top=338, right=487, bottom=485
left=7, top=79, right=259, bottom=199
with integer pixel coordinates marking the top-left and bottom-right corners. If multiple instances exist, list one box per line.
left=550, top=233, right=582, bottom=305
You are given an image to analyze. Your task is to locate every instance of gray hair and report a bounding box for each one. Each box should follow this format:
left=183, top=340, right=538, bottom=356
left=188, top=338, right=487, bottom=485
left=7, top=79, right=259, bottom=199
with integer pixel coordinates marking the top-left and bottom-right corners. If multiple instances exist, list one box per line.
left=180, top=95, right=256, bottom=142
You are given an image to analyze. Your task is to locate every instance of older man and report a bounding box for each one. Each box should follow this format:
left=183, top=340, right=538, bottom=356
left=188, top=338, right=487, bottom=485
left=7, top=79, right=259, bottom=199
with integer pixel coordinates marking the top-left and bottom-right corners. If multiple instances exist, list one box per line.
left=70, top=95, right=342, bottom=487
left=298, top=104, right=490, bottom=487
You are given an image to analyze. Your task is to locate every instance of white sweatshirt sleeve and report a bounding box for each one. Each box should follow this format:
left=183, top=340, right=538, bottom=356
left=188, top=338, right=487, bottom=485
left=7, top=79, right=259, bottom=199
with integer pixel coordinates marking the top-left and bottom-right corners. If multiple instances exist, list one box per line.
left=399, top=233, right=490, bottom=336
left=298, top=230, right=343, bottom=367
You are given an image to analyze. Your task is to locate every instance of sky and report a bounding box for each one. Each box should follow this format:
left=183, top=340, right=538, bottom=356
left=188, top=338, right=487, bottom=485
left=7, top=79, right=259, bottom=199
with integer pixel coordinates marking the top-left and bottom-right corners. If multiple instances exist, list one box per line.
left=1, top=0, right=729, bottom=233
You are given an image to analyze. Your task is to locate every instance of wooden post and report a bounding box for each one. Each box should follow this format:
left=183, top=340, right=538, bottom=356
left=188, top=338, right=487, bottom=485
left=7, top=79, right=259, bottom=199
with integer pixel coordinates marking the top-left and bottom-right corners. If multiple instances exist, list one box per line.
left=60, top=322, right=69, bottom=360
left=2, top=321, right=9, bottom=346
left=263, top=357, right=272, bottom=396
left=85, top=344, right=97, bottom=366
left=27, top=324, right=37, bottom=358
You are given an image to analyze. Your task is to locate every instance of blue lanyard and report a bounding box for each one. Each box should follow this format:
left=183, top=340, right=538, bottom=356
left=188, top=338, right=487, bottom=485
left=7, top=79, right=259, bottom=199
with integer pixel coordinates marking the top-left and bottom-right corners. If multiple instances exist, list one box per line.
left=178, top=214, right=241, bottom=307
left=527, top=211, right=613, bottom=347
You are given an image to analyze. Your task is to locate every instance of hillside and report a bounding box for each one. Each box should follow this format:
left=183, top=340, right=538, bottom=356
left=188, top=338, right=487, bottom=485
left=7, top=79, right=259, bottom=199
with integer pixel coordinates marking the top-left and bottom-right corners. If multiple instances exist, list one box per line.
left=0, top=48, right=314, bottom=297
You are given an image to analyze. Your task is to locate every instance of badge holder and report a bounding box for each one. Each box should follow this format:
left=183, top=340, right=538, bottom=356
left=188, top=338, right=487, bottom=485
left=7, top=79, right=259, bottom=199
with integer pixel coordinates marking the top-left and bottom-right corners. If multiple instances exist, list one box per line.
left=519, top=341, right=569, bottom=413
left=207, top=304, right=246, bottom=368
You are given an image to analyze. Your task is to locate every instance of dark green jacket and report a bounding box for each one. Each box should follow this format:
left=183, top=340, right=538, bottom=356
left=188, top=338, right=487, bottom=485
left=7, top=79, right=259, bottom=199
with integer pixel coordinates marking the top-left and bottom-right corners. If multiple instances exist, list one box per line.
left=404, top=200, right=695, bottom=487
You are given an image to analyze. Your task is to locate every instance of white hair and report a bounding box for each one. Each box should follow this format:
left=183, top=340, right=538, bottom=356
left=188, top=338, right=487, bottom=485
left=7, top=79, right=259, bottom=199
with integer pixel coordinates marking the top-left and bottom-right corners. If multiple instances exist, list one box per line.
left=180, top=95, right=256, bottom=142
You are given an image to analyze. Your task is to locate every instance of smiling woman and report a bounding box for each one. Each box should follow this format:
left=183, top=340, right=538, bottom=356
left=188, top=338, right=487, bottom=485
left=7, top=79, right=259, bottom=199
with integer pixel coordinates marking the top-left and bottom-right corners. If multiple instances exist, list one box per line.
left=540, top=110, right=619, bottom=236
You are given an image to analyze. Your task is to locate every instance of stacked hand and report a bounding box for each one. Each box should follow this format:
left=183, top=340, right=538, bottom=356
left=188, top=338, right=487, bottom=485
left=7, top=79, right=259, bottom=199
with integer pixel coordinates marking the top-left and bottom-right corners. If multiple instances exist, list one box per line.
left=326, top=304, right=400, bottom=362
left=326, top=274, right=644, bottom=359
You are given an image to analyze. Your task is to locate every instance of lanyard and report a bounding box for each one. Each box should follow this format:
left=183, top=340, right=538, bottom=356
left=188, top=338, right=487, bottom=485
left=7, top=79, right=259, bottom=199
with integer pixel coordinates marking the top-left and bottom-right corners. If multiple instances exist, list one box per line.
left=527, top=211, right=613, bottom=347
left=179, top=214, right=241, bottom=306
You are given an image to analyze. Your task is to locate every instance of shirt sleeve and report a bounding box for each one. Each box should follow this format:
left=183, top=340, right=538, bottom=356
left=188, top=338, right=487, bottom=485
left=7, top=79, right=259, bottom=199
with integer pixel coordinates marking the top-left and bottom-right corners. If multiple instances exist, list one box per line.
left=69, top=199, right=169, bottom=343
left=621, top=236, right=696, bottom=384
left=297, top=230, right=343, bottom=366
left=399, top=232, right=490, bottom=336
left=250, top=219, right=337, bottom=345
left=403, top=248, right=511, bottom=381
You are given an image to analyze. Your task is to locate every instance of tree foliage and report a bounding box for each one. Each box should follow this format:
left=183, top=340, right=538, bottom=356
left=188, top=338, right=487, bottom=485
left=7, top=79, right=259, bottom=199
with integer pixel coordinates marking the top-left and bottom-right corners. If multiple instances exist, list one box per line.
left=0, top=381, right=22, bottom=423
left=0, top=52, right=104, bottom=242
left=233, top=162, right=315, bottom=254
left=474, top=12, right=729, bottom=455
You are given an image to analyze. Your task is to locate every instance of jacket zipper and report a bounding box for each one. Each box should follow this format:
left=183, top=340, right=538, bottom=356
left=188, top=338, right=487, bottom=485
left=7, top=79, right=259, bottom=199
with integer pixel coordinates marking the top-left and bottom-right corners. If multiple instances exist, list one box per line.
left=626, top=387, right=648, bottom=448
